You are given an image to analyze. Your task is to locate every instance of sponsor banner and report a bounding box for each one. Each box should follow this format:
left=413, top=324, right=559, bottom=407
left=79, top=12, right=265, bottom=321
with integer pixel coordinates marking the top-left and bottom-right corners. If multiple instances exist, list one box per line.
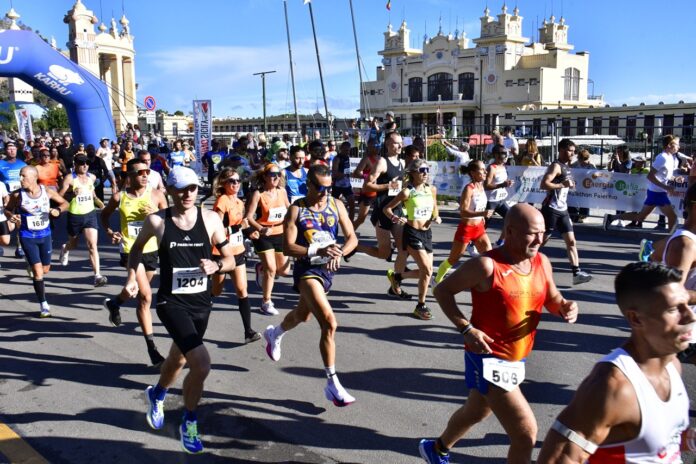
left=192, top=100, right=212, bottom=176
left=14, top=109, right=33, bottom=142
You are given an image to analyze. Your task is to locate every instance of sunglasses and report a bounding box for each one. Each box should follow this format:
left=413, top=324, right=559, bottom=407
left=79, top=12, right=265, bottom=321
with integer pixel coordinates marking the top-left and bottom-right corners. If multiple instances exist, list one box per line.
left=130, top=169, right=150, bottom=176
left=225, top=178, right=241, bottom=185
left=310, top=180, right=331, bottom=194
left=267, top=172, right=280, bottom=178
left=75, top=161, right=88, bottom=166
left=417, top=167, right=430, bottom=174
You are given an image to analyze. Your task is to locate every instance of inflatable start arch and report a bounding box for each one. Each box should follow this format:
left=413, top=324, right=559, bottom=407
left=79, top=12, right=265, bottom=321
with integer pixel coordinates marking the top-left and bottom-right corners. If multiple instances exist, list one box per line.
left=0, top=29, right=115, bottom=145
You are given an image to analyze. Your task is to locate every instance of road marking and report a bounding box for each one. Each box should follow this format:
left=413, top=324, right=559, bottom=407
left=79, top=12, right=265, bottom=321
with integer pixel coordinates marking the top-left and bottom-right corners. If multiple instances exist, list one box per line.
left=0, top=422, right=48, bottom=464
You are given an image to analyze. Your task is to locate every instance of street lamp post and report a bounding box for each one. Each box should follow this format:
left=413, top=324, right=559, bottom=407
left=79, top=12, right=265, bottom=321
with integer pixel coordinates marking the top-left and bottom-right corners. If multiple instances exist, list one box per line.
left=253, top=70, right=276, bottom=136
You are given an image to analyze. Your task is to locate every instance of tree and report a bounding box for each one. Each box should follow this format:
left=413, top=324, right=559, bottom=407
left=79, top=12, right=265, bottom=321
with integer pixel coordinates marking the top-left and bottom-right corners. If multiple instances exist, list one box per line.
left=174, top=110, right=184, bottom=116
left=42, top=106, right=69, bottom=131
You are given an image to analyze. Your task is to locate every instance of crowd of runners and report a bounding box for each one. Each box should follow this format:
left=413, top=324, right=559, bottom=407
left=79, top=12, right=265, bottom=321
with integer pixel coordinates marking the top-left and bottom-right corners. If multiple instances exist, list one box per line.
left=0, top=123, right=694, bottom=462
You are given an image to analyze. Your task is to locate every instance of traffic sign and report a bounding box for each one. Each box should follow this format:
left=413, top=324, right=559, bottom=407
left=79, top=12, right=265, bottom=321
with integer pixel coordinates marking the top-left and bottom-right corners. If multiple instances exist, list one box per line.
left=144, top=95, right=156, bottom=111
left=145, top=111, right=156, bottom=124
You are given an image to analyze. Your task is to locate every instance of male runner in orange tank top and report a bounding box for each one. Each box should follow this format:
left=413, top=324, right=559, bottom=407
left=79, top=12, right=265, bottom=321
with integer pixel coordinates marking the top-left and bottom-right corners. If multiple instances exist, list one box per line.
left=418, top=203, right=579, bottom=464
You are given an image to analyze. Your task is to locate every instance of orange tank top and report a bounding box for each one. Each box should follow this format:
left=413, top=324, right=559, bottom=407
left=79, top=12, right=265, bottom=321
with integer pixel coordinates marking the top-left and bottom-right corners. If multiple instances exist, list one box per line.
left=213, top=194, right=246, bottom=256
left=360, top=156, right=379, bottom=198
left=470, top=249, right=548, bottom=361
left=36, top=163, right=60, bottom=188
left=257, top=188, right=288, bottom=235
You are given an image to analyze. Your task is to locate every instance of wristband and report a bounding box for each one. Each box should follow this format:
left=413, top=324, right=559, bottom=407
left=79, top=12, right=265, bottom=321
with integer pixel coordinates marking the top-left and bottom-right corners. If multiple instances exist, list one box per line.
left=215, top=260, right=224, bottom=274
left=459, top=323, right=474, bottom=335
left=307, top=243, right=319, bottom=258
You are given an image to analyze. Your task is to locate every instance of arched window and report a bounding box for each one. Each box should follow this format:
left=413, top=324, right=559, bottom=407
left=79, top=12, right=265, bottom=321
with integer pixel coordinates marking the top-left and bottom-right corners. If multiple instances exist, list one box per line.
left=428, top=73, right=453, bottom=101
left=408, top=77, right=423, bottom=103
left=564, top=67, right=580, bottom=101
left=458, top=72, right=474, bottom=100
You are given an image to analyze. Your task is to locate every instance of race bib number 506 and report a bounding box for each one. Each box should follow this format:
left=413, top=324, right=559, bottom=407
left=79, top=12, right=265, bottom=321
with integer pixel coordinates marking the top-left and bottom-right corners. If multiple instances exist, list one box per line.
left=172, top=267, right=207, bottom=294
left=482, top=357, right=525, bottom=392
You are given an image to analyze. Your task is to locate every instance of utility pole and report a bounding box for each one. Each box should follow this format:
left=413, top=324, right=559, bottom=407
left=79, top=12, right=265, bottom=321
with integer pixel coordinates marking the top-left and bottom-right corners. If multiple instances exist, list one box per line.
left=253, top=70, right=276, bottom=136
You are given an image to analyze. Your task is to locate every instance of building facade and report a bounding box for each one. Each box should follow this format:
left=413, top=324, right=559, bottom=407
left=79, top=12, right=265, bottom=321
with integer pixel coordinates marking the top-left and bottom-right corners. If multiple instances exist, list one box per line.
left=362, top=5, right=695, bottom=143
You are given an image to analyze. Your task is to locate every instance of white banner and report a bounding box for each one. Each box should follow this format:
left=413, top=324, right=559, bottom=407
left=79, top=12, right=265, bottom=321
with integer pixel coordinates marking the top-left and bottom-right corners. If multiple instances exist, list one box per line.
left=192, top=100, right=212, bottom=176
left=14, top=109, right=33, bottom=143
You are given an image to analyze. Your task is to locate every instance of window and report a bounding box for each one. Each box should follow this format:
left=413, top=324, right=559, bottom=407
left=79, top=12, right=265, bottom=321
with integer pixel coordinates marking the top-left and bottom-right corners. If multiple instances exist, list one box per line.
left=561, top=118, right=571, bottom=136
left=592, top=117, right=603, bottom=135
left=408, top=77, right=423, bottom=103
left=505, top=80, right=513, bottom=87
left=532, top=118, right=542, bottom=138
left=626, top=116, right=637, bottom=141
left=458, top=72, right=474, bottom=100
left=643, top=115, right=655, bottom=141
left=609, top=117, right=619, bottom=136
left=411, top=114, right=424, bottom=134
left=663, top=114, right=674, bottom=134
left=563, top=67, right=580, bottom=101
left=547, top=118, right=556, bottom=136
left=530, top=78, right=538, bottom=85
left=577, top=117, right=586, bottom=136
left=427, top=73, right=453, bottom=101
left=682, top=114, right=694, bottom=141
left=462, top=111, right=475, bottom=136
left=517, top=78, right=526, bottom=86
left=484, top=114, right=491, bottom=135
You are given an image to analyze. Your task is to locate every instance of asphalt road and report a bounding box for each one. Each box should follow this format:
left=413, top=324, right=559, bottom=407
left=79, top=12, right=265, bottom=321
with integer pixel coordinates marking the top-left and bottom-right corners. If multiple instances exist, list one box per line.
left=0, top=208, right=694, bottom=464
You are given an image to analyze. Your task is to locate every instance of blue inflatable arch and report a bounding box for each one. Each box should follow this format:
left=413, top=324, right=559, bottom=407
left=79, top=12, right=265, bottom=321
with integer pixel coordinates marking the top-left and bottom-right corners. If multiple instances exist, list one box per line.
left=0, top=29, right=115, bottom=145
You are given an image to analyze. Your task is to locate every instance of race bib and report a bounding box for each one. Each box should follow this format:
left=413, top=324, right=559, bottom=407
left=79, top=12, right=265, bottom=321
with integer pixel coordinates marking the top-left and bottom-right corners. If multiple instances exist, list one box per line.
left=127, top=220, right=144, bottom=238
left=27, top=213, right=48, bottom=231
left=493, top=188, right=508, bottom=202
left=7, top=180, right=20, bottom=191
left=413, top=206, right=433, bottom=220
left=309, top=230, right=336, bottom=266
left=229, top=230, right=243, bottom=246
left=350, top=178, right=364, bottom=189
left=76, top=192, right=93, bottom=205
left=388, top=180, right=402, bottom=196
left=172, top=267, right=208, bottom=294
left=268, top=206, right=287, bottom=222
left=482, top=358, right=525, bottom=392
left=558, top=187, right=568, bottom=203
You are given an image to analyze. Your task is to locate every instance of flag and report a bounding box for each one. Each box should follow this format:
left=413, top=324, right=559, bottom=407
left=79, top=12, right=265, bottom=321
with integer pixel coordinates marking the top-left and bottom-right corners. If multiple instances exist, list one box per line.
left=304, top=0, right=311, bottom=4
left=386, top=0, right=391, bottom=10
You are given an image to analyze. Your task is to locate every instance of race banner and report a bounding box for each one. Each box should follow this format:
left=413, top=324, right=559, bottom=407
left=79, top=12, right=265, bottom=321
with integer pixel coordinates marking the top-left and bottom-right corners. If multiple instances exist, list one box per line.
left=14, top=108, right=33, bottom=142
left=192, top=100, right=212, bottom=175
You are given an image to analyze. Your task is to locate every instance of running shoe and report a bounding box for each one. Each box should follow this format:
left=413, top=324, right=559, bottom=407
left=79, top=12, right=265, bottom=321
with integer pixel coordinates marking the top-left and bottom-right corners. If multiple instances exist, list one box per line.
left=103, top=298, right=122, bottom=327
left=413, top=303, right=433, bottom=321
left=59, top=244, right=69, bottom=266
left=26, top=266, right=34, bottom=278
left=39, top=302, right=51, bottom=319
left=638, top=239, right=654, bottom=263
left=572, top=270, right=593, bottom=285
left=602, top=213, right=615, bottom=231
left=388, top=286, right=412, bottom=300
left=260, top=300, right=279, bottom=316
left=180, top=418, right=204, bottom=454
left=467, top=243, right=479, bottom=257
left=255, top=262, right=263, bottom=289
left=418, top=439, right=450, bottom=464
left=264, top=325, right=282, bottom=361
left=244, top=331, right=262, bottom=344
left=495, top=239, right=505, bottom=247
left=145, top=386, right=164, bottom=430
left=148, top=347, right=165, bottom=367
left=94, top=274, right=108, bottom=287
left=386, top=269, right=400, bottom=294
left=324, top=380, right=355, bottom=407
left=14, top=246, right=24, bottom=258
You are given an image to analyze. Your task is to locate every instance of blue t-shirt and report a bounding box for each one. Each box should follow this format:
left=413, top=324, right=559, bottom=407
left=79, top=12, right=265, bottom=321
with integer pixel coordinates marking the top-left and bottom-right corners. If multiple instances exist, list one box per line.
left=284, top=166, right=307, bottom=201
left=167, top=150, right=187, bottom=168
left=0, top=158, right=27, bottom=192
left=203, top=151, right=229, bottom=178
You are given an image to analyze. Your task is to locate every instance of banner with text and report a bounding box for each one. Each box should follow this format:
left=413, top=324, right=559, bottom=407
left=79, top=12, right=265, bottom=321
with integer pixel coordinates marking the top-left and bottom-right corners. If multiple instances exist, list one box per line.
left=192, top=100, right=212, bottom=175
left=14, top=109, right=34, bottom=143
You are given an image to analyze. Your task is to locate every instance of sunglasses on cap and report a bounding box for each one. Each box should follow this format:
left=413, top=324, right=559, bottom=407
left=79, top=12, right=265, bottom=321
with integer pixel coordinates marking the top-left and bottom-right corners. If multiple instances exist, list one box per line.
left=225, top=178, right=241, bottom=184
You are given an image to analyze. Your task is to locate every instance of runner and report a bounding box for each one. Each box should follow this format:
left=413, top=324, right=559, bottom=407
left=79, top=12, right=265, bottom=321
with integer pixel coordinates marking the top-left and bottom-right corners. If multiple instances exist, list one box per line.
left=211, top=167, right=260, bottom=344
left=433, top=160, right=492, bottom=285
left=540, top=138, right=592, bottom=285
left=167, top=139, right=194, bottom=168
left=96, top=137, right=118, bottom=193
left=246, top=163, right=290, bottom=315
left=0, top=177, right=15, bottom=250
left=350, top=142, right=380, bottom=232
left=33, top=147, right=62, bottom=191
left=538, top=262, right=694, bottom=463
left=5, top=166, right=68, bottom=317
left=137, top=149, right=166, bottom=193
left=331, top=141, right=356, bottom=221
left=283, top=146, right=308, bottom=204
left=101, top=158, right=168, bottom=366
left=484, top=144, right=514, bottom=246
left=57, top=155, right=107, bottom=287
left=357, top=131, right=416, bottom=299
left=383, top=159, right=441, bottom=320
left=419, top=203, right=579, bottom=464
left=126, top=166, right=235, bottom=454
left=0, top=141, right=27, bottom=257
left=263, top=164, right=358, bottom=406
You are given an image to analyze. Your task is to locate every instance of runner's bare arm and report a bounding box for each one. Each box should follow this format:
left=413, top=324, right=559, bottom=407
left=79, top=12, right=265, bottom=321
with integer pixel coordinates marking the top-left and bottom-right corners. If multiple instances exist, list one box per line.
left=538, top=363, right=639, bottom=463
left=434, top=256, right=494, bottom=329
left=202, top=208, right=235, bottom=275
left=541, top=163, right=562, bottom=191
left=58, top=174, right=72, bottom=197
left=458, top=185, right=486, bottom=220
left=427, top=185, right=442, bottom=225
left=363, top=158, right=387, bottom=193
left=152, top=189, right=168, bottom=211
left=4, top=191, right=19, bottom=222
left=383, top=189, right=409, bottom=224
left=351, top=157, right=368, bottom=178
left=336, top=198, right=357, bottom=257
left=484, top=165, right=498, bottom=190
left=244, top=190, right=263, bottom=233
left=281, top=204, right=302, bottom=258
left=124, top=213, right=164, bottom=296
left=47, top=188, right=69, bottom=215
left=541, top=254, right=578, bottom=322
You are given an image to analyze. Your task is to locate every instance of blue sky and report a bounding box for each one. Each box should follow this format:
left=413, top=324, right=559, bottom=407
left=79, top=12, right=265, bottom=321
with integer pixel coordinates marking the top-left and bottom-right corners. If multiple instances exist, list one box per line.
left=10, top=0, right=696, bottom=120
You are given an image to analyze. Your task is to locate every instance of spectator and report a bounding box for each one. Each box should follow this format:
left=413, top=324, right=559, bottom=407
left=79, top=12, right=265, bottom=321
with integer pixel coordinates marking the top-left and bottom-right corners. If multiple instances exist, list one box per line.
left=569, top=149, right=596, bottom=223
left=442, top=139, right=471, bottom=174
left=521, top=138, right=543, bottom=166
left=501, top=126, right=519, bottom=163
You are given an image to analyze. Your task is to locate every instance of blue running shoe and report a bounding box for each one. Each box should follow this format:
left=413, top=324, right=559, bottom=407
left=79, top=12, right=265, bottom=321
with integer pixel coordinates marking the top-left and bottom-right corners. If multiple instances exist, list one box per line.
left=639, top=239, right=654, bottom=263
left=418, top=439, right=449, bottom=464
left=180, top=418, right=204, bottom=454
left=145, top=386, right=164, bottom=430
left=15, top=246, right=24, bottom=258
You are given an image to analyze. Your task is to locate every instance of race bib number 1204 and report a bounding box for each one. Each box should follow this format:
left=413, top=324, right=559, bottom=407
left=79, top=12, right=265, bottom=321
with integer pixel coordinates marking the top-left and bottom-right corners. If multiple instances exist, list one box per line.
left=171, top=267, right=207, bottom=294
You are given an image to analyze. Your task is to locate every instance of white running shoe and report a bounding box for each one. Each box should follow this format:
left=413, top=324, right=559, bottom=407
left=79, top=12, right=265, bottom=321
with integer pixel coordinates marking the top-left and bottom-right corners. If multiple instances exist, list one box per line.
left=39, top=301, right=51, bottom=318
left=59, top=244, right=69, bottom=266
left=260, top=300, right=279, bottom=316
left=467, top=243, right=479, bottom=257
left=94, top=275, right=108, bottom=287
left=264, top=325, right=282, bottom=361
left=324, top=378, right=355, bottom=407
left=573, top=271, right=593, bottom=285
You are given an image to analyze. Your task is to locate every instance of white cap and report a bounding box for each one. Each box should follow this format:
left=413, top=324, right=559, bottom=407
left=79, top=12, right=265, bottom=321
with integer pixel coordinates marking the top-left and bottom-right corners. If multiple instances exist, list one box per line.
left=167, top=166, right=199, bottom=189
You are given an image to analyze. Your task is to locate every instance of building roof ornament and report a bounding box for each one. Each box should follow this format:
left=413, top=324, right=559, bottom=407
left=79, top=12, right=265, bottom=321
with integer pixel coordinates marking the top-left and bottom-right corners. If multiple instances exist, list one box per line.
left=483, top=6, right=490, bottom=17
left=501, top=3, right=508, bottom=14
left=98, top=22, right=107, bottom=33
left=5, top=8, right=20, bottom=30
left=513, top=5, right=520, bottom=16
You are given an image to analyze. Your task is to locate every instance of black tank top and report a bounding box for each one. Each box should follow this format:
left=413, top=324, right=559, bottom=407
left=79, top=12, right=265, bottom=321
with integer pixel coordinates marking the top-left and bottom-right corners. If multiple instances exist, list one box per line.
left=157, top=207, right=213, bottom=310
left=374, top=156, right=404, bottom=211
left=544, top=160, right=570, bottom=212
